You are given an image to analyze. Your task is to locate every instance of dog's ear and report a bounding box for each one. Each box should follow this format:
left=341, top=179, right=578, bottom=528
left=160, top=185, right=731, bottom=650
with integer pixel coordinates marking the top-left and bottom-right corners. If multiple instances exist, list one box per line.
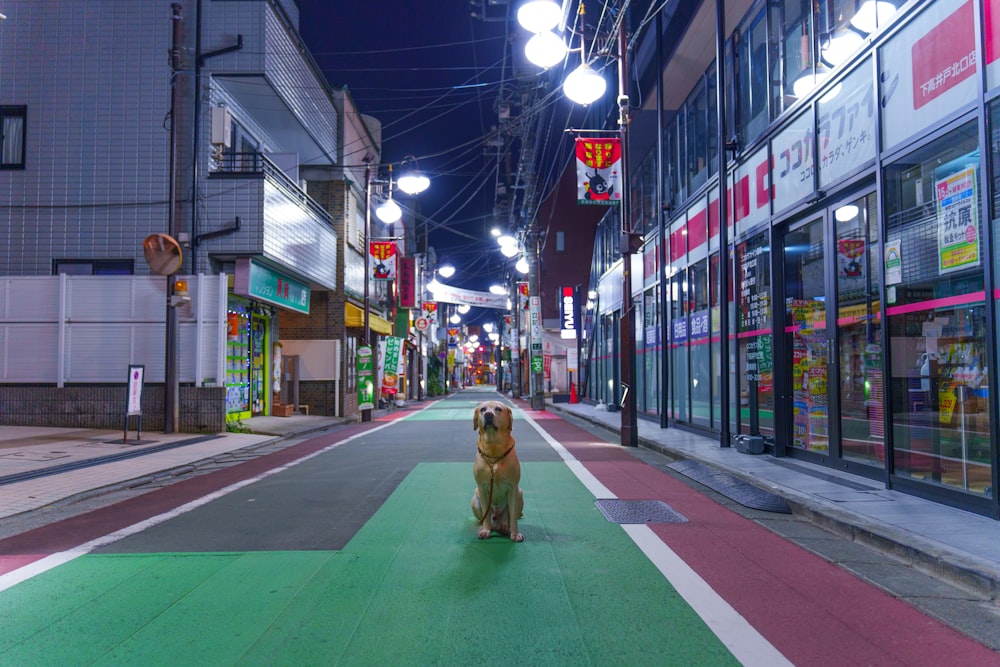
left=506, top=406, right=513, bottom=432
left=473, top=406, right=481, bottom=431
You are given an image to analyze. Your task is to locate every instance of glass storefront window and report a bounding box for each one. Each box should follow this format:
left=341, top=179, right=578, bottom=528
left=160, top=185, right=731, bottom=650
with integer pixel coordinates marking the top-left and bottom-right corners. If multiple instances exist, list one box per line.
left=690, top=260, right=711, bottom=427
left=836, top=193, right=884, bottom=466
left=670, top=272, right=689, bottom=421
left=737, top=3, right=770, bottom=145
left=644, top=287, right=660, bottom=416
left=737, top=230, right=774, bottom=438
left=885, top=122, right=991, bottom=496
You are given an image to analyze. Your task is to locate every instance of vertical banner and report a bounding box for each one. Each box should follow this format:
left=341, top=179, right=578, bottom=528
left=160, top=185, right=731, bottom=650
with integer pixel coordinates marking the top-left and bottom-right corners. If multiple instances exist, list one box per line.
left=357, top=345, right=374, bottom=410
left=422, top=301, right=438, bottom=324
left=370, top=241, right=397, bottom=281
left=381, top=336, right=402, bottom=395
left=126, top=364, right=145, bottom=416
left=575, top=137, right=622, bottom=205
left=518, top=282, right=529, bottom=310
left=397, top=256, right=415, bottom=307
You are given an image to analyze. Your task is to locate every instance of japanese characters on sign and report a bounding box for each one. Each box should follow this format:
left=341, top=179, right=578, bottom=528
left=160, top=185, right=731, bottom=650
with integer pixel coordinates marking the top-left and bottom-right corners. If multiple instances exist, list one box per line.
left=936, top=165, right=980, bottom=274
left=369, top=241, right=397, bottom=281
left=575, top=137, right=622, bottom=205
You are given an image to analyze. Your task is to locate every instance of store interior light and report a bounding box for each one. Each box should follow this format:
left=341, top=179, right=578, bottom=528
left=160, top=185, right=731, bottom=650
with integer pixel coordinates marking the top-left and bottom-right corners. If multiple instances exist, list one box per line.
left=792, top=64, right=831, bottom=98
left=821, top=30, right=864, bottom=67
left=563, top=61, right=607, bottom=105
left=516, top=0, right=561, bottom=33
left=850, top=0, right=897, bottom=35
left=834, top=204, right=860, bottom=222
left=525, top=30, right=567, bottom=69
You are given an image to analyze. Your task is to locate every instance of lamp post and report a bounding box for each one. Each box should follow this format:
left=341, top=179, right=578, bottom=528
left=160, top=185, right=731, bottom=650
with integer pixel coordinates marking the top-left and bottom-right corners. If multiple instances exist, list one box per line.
left=362, top=161, right=428, bottom=422
left=519, top=3, right=636, bottom=443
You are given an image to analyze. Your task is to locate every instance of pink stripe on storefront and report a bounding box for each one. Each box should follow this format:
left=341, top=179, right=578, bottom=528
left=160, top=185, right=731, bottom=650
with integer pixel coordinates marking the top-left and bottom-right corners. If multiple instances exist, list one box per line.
left=737, top=328, right=771, bottom=339
left=885, top=291, right=985, bottom=316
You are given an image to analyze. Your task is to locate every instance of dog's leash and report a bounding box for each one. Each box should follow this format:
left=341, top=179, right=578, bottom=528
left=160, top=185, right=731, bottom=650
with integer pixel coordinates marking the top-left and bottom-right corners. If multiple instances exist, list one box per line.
left=478, top=444, right=514, bottom=519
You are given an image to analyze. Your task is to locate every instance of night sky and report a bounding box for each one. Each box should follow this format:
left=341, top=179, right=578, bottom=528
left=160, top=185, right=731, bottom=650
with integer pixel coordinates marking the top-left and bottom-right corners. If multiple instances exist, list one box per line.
left=296, top=1, right=514, bottom=290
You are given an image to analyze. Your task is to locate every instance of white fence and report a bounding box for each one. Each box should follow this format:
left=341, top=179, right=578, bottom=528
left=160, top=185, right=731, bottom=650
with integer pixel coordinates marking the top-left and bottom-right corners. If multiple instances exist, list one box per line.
left=0, top=274, right=227, bottom=386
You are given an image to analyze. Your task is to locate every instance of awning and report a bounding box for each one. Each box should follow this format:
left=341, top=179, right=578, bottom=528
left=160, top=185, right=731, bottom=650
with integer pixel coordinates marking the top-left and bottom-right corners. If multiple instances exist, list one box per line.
left=345, top=302, right=393, bottom=335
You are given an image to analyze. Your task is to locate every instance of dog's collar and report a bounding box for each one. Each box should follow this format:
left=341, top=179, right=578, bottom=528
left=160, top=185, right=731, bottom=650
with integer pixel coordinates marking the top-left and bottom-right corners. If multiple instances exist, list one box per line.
left=478, top=444, right=514, bottom=464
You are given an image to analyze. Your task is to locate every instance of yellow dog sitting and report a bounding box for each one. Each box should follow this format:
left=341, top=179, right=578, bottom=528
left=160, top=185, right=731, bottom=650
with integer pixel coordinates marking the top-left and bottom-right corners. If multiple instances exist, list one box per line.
left=471, top=401, right=524, bottom=542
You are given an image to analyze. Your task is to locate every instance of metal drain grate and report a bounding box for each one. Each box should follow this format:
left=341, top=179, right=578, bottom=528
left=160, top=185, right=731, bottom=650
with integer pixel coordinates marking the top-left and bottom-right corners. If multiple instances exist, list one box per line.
left=667, top=460, right=792, bottom=514
left=594, top=499, right=688, bottom=524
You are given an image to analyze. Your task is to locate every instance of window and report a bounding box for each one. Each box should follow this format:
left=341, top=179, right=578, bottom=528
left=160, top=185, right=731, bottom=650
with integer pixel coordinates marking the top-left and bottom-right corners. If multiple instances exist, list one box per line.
left=53, top=259, right=134, bottom=275
left=1, top=106, right=26, bottom=169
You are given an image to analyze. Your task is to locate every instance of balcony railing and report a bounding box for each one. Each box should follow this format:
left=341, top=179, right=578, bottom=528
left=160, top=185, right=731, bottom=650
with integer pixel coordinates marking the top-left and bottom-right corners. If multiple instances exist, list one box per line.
left=209, top=150, right=332, bottom=227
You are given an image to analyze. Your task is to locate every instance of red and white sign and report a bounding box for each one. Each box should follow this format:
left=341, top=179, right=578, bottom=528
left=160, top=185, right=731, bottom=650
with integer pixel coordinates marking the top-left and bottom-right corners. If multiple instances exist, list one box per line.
left=369, top=241, right=397, bottom=281
left=575, top=137, right=622, bottom=205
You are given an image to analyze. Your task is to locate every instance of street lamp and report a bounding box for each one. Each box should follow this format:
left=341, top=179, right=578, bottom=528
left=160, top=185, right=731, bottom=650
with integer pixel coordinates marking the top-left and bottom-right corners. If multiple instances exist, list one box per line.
left=518, top=3, right=637, bottom=444
left=362, top=161, right=429, bottom=422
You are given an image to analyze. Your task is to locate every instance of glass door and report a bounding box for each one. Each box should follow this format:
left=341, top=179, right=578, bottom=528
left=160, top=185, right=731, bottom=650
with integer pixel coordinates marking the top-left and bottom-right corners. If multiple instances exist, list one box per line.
left=781, top=192, right=885, bottom=469
left=784, top=217, right=830, bottom=453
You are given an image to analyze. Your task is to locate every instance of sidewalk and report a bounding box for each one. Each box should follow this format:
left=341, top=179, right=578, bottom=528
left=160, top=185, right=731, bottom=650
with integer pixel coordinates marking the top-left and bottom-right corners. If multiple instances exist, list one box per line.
left=545, top=399, right=1000, bottom=602
left=0, top=415, right=342, bottom=519
left=1, top=400, right=998, bottom=602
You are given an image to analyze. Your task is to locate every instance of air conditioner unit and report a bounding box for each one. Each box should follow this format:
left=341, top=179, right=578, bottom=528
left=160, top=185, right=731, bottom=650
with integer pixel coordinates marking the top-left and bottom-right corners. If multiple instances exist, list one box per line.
left=211, top=107, right=232, bottom=147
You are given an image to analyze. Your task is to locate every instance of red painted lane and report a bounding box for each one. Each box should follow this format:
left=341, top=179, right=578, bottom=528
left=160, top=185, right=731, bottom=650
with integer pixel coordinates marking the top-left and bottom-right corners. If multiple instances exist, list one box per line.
left=0, top=414, right=410, bottom=566
left=530, top=416, right=999, bottom=666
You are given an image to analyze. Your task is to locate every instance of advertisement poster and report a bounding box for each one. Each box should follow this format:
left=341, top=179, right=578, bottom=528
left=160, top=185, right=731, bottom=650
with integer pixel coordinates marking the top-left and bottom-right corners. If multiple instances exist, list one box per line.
left=422, top=301, right=438, bottom=324
left=357, top=345, right=374, bottom=410
left=369, top=241, right=397, bottom=281
left=397, top=256, right=415, bottom=307
left=936, top=165, right=979, bottom=274
left=381, top=336, right=402, bottom=395
left=575, top=137, right=622, bottom=205
left=884, top=239, right=902, bottom=285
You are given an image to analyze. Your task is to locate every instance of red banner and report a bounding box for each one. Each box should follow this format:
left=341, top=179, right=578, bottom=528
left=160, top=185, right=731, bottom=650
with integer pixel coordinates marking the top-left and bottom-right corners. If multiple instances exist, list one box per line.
left=397, top=256, right=415, bottom=307
left=575, top=137, right=622, bottom=205
left=369, top=242, right=397, bottom=281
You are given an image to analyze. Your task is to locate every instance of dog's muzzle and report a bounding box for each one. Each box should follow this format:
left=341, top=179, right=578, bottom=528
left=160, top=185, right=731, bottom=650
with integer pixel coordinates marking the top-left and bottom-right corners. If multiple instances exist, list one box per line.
left=483, top=412, right=496, bottom=427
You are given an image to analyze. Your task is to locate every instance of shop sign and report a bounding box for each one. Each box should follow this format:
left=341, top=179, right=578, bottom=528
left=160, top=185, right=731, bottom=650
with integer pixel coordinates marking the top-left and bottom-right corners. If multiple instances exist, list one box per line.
left=397, top=256, right=416, bottom=307
left=937, top=165, right=980, bottom=274
left=885, top=239, right=903, bottom=285
left=690, top=310, right=710, bottom=342
left=381, top=336, right=403, bottom=395
left=575, top=137, right=622, bottom=205
left=818, top=62, right=876, bottom=188
left=771, top=111, right=814, bottom=214
left=234, top=258, right=310, bottom=314
left=531, top=355, right=544, bottom=373
left=729, top=146, right=770, bottom=236
left=357, top=345, right=374, bottom=410
left=879, top=0, right=978, bottom=151
left=560, top=286, right=576, bottom=340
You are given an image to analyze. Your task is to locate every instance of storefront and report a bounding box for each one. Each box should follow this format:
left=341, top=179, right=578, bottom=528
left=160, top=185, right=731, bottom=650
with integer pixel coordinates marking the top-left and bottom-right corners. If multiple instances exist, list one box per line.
left=598, top=0, right=1000, bottom=517
left=226, top=258, right=311, bottom=423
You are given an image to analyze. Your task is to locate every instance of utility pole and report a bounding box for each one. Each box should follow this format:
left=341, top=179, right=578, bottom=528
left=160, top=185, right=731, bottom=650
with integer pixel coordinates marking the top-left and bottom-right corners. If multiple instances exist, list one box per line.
left=164, top=3, right=183, bottom=433
left=527, top=231, right=544, bottom=410
left=618, top=22, right=638, bottom=446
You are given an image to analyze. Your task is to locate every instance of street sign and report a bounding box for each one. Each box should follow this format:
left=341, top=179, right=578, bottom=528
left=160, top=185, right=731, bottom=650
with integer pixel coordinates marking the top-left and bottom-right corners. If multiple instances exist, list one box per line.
left=415, top=317, right=429, bottom=332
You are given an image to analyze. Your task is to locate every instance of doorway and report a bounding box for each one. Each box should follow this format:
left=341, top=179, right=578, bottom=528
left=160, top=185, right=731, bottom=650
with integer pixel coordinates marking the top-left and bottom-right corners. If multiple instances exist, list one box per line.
left=779, top=192, right=884, bottom=470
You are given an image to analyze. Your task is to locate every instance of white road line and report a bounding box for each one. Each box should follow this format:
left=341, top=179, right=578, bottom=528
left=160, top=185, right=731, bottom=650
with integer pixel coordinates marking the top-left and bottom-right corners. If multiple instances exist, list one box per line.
left=0, top=416, right=410, bottom=593
left=519, top=409, right=793, bottom=667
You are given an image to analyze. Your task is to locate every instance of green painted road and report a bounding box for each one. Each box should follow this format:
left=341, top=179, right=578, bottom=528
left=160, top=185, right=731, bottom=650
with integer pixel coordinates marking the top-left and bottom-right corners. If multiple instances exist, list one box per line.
left=0, top=461, right=738, bottom=666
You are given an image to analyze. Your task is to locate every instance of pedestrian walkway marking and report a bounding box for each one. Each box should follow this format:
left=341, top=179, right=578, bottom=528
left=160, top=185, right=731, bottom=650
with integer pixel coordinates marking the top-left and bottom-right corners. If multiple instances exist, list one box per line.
left=518, top=409, right=794, bottom=667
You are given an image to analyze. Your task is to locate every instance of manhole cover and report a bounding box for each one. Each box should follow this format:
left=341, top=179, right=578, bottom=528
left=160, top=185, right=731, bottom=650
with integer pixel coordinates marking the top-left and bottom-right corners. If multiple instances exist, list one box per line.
left=594, top=499, right=688, bottom=524
left=667, top=460, right=792, bottom=513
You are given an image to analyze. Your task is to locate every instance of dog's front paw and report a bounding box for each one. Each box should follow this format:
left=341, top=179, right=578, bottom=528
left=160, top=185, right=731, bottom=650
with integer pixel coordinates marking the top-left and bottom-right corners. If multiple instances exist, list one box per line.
left=510, top=532, right=524, bottom=542
left=478, top=527, right=492, bottom=539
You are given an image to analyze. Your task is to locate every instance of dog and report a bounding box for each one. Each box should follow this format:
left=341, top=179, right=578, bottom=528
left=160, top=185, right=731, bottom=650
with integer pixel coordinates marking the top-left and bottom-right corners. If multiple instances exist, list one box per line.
left=471, top=400, right=524, bottom=542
